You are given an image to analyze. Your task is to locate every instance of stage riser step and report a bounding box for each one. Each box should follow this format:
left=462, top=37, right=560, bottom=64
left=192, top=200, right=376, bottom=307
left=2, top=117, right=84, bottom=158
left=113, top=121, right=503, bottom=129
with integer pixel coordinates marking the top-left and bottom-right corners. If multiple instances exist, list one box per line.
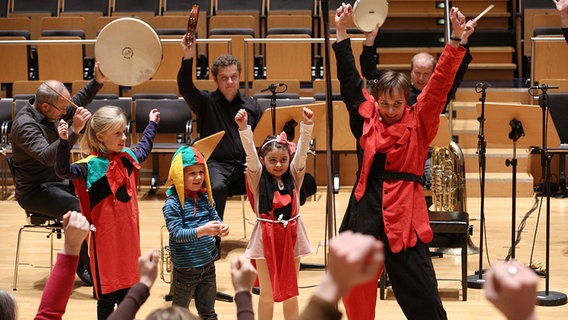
left=465, top=172, right=534, bottom=197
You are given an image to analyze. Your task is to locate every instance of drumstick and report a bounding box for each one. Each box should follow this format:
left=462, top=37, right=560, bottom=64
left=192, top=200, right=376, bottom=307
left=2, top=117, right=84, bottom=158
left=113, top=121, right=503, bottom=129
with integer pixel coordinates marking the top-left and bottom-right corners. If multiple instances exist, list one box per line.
left=473, top=4, right=495, bottom=22
left=43, top=82, right=79, bottom=109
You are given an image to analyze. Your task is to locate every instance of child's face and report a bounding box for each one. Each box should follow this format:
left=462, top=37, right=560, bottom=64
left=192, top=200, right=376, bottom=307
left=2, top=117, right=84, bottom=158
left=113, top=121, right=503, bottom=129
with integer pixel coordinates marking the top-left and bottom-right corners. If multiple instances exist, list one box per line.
left=184, top=164, right=205, bottom=192
left=96, top=123, right=127, bottom=153
left=260, top=148, right=290, bottom=180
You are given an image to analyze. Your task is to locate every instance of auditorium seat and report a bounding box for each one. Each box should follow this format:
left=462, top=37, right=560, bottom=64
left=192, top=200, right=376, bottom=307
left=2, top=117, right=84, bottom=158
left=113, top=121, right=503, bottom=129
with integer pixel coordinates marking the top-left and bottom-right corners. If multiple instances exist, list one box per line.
left=110, top=0, right=161, bottom=24
left=215, top=0, right=264, bottom=37
left=0, top=33, right=31, bottom=90
left=36, top=30, right=85, bottom=83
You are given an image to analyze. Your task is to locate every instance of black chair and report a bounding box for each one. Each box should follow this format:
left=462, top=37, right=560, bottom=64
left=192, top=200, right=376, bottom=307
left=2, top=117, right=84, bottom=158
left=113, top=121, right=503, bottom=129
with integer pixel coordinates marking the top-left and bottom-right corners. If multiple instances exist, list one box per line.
left=163, top=0, right=212, bottom=15
left=61, top=0, right=110, bottom=15
left=1, top=99, right=13, bottom=199
left=7, top=156, right=63, bottom=291
left=10, top=0, right=59, bottom=15
left=134, top=98, right=194, bottom=192
left=85, top=97, right=133, bottom=146
left=111, top=0, right=161, bottom=16
left=0, top=0, right=7, bottom=17
left=379, top=211, right=470, bottom=301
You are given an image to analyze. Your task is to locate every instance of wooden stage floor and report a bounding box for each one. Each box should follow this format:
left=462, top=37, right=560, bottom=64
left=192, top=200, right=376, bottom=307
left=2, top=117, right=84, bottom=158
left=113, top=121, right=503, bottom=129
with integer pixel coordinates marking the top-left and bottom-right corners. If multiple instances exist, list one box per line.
left=1, top=188, right=568, bottom=319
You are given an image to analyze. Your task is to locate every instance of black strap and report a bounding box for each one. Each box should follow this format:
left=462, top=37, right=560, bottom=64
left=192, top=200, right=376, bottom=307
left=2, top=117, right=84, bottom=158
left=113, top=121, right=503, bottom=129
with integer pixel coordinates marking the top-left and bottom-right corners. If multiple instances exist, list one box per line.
left=377, top=171, right=423, bottom=185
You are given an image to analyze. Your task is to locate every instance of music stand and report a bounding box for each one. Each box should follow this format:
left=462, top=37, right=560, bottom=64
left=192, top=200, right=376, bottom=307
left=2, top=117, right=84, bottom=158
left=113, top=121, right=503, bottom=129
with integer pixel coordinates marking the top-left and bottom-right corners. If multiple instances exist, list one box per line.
left=253, top=103, right=326, bottom=147
left=483, top=103, right=543, bottom=263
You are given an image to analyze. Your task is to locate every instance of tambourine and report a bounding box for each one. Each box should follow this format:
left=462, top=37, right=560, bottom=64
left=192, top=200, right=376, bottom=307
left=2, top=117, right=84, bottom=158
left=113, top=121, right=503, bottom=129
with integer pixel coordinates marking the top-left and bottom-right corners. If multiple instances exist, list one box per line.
left=183, top=4, right=199, bottom=47
left=353, top=0, right=389, bottom=32
left=95, top=17, right=163, bottom=86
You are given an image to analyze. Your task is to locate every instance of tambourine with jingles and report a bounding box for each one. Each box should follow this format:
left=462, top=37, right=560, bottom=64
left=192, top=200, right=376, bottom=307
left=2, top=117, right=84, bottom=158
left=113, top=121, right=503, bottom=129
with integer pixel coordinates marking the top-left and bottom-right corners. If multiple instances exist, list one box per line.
left=184, top=4, right=199, bottom=47
left=95, top=17, right=163, bottom=86
left=352, top=0, right=389, bottom=32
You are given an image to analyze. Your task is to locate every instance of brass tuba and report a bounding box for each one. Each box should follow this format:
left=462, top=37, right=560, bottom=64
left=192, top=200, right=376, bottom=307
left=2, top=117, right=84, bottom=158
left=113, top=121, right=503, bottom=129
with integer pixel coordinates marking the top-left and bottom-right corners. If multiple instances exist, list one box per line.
left=431, top=140, right=479, bottom=254
left=431, top=140, right=467, bottom=212
left=159, top=225, right=173, bottom=284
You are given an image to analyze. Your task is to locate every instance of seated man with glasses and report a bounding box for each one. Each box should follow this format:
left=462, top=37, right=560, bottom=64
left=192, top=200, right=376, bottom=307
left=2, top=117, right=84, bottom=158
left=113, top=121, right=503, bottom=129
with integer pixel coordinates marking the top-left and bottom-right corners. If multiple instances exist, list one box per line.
left=9, top=62, right=105, bottom=286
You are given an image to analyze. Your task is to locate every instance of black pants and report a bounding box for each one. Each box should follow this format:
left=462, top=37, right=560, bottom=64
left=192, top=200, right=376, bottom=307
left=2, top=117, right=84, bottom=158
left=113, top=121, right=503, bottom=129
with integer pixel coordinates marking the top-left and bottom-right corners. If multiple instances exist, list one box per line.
left=97, top=288, right=129, bottom=320
left=18, top=181, right=92, bottom=283
left=207, top=159, right=247, bottom=220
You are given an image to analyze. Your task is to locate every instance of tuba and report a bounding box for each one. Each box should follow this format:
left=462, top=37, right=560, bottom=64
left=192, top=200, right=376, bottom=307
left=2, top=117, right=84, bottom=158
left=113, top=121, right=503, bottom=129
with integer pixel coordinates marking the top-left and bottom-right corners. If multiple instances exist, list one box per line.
left=431, top=140, right=467, bottom=212
left=431, top=140, right=479, bottom=254
left=159, top=225, right=173, bottom=284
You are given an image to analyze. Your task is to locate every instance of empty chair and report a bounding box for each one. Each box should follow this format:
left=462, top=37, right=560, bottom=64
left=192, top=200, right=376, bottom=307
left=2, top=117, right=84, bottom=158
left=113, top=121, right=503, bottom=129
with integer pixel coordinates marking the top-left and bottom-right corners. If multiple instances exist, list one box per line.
left=1, top=98, right=13, bottom=199
left=265, top=28, right=313, bottom=82
left=1, top=0, right=7, bottom=17
left=60, top=0, right=110, bottom=15
left=85, top=97, right=133, bottom=146
left=10, top=0, right=59, bottom=15
left=208, top=14, right=258, bottom=83
left=36, top=31, right=84, bottom=82
left=71, top=80, right=119, bottom=96
left=111, top=0, right=161, bottom=23
left=0, top=32, right=31, bottom=88
left=216, top=0, right=264, bottom=36
left=134, top=98, right=194, bottom=192
left=123, top=80, right=179, bottom=97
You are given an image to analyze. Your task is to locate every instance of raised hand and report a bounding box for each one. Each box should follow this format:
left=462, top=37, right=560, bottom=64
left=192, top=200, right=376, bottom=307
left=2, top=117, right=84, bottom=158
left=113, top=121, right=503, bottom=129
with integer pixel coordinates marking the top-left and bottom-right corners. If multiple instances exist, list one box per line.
left=138, top=249, right=159, bottom=289
left=61, top=211, right=90, bottom=256
left=149, top=108, right=160, bottom=123
left=302, top=107, right=314, bottom=124
left=230, top=256, right=258, bottom=293
left=235, top=108, right=249, bottom=130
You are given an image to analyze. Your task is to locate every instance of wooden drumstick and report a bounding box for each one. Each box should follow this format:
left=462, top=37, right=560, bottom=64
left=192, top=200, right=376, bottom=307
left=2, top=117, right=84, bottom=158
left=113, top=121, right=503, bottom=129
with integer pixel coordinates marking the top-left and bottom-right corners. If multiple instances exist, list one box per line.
left=43, top=82, right=79, bottom=109
left=473, top=4, right=495, bottom=22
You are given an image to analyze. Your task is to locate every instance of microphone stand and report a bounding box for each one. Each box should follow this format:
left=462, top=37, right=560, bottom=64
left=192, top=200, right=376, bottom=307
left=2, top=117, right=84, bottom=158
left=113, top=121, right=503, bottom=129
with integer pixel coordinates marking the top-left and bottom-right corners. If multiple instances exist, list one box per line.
left=533, top=85, right=567, bottom=306
left=467, top=83, right=488, bottom=289
left=269, top=85, right=277, bottom=135
left=505, top=119, right=524, bottom=260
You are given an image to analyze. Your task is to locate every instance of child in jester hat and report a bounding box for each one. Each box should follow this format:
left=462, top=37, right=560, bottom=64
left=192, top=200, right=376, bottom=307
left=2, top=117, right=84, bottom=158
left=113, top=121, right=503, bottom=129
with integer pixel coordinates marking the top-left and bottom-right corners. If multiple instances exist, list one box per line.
left=162, top=145, right=230, bottom=319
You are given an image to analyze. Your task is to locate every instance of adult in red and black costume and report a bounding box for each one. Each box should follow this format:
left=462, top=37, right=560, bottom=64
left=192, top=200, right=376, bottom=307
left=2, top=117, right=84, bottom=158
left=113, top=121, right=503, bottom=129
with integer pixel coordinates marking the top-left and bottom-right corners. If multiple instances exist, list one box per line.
left=332, top=4, right=469, bottom=320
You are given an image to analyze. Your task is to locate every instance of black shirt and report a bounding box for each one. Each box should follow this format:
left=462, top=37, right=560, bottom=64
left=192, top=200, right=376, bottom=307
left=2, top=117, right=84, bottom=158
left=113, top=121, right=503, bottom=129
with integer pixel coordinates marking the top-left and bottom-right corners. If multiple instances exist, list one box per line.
left=177, top=58, right=264, bottom=164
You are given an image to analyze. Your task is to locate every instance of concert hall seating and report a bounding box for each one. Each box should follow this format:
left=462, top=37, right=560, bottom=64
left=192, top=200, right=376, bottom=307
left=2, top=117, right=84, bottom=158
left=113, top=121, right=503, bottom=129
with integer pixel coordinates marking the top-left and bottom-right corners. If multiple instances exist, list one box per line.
left=110, top=0, right=161, bottom=23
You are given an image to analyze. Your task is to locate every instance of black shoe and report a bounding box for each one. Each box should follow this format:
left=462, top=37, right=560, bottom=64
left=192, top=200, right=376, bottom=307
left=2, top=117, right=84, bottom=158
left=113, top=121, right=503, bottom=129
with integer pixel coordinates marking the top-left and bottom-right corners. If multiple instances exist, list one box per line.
left=252, top=287, right=260, bottom=295
left=77, top=267, right=93, bottom=286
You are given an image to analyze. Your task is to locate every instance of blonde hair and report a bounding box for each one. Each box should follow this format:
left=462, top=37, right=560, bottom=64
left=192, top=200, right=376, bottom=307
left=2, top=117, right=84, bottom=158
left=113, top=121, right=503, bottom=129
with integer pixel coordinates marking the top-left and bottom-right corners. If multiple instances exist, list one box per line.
left=80, top=106, right=127, bottom=154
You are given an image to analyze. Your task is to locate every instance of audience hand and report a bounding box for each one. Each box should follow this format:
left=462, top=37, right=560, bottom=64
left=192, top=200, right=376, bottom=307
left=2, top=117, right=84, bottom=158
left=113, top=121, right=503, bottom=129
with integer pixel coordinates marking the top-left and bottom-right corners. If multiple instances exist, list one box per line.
left=314, top=231, right=384, bottom=304
left=149, top=108, right=160, bottom=123
left=230, top=256, right=258, bottom=294
left=61, top=211, right=90, bottom=256
left=235, top=109, right=249, bottom=130
left=484, top=260, right=538, bottom=320
left=138, top=249, right=159, bottom=289
left=302, top=107, right=314, bottom=125
left=71, top=107, right=91, bottom=134
left=58, top=119, right=68, bottom=140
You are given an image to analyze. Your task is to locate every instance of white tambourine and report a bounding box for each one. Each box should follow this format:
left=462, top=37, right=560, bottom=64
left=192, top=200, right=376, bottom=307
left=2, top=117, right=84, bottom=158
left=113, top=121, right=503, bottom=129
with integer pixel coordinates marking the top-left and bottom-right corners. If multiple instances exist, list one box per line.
left=352, top=0, right=389, bottom=32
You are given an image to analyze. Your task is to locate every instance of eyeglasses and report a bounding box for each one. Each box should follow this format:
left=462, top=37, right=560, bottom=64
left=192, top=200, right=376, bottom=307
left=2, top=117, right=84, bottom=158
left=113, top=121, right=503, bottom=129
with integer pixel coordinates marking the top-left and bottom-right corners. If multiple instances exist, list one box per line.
left=45, top=102, right=65, bottom=113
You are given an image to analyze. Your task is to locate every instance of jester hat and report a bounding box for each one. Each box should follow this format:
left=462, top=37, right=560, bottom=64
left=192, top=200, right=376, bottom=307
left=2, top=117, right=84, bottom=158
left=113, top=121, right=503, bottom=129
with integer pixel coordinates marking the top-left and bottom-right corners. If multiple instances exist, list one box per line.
left=167, top=145, right=213, bottom=208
